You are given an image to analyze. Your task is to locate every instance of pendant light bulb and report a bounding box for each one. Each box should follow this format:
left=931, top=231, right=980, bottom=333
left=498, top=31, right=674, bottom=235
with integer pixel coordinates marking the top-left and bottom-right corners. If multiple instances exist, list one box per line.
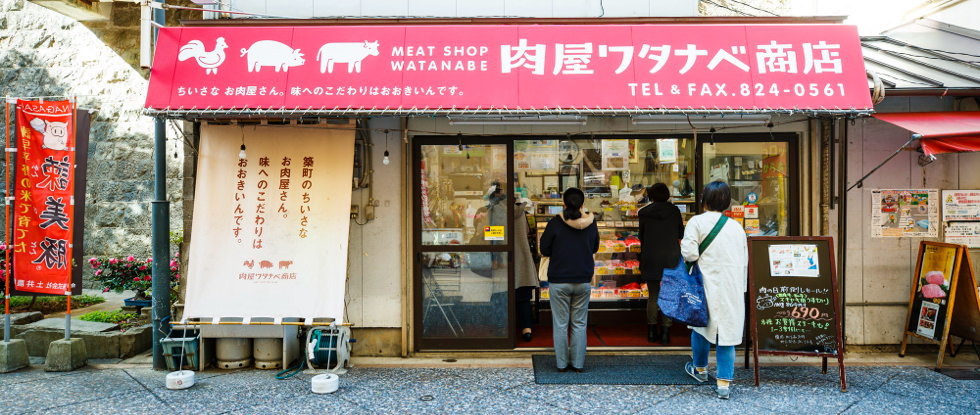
left=382, top=149, right=390, bottom=165
left=239, top=144, right=247, bottom=159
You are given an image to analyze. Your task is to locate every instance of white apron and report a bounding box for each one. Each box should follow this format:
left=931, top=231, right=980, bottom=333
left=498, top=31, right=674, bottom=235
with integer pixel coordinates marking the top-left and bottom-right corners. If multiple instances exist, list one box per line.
left=680, top=211, right=748, bottom=346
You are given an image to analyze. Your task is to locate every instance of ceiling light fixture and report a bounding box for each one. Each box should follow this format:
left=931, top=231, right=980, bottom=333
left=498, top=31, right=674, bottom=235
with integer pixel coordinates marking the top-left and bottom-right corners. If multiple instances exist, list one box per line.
left=448, top=115, right=587, bottom=126
left=631, top=114, right=770, bottom=126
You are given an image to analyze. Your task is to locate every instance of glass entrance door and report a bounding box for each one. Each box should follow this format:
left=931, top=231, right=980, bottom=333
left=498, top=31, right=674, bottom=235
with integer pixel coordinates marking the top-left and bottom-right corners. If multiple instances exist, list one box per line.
left=413, top=138, right=514, bottom=349
left=697, top=135, right=799, bottom=235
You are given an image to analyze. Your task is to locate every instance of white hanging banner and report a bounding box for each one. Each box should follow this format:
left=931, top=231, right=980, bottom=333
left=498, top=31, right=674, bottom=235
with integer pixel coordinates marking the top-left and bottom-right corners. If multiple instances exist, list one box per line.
left=184, top=124, right=354, bottom=322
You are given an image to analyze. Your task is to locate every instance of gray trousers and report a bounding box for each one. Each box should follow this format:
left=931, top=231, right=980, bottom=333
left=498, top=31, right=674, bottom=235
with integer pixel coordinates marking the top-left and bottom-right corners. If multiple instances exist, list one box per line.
left=550, top=282, right=591, bottom=370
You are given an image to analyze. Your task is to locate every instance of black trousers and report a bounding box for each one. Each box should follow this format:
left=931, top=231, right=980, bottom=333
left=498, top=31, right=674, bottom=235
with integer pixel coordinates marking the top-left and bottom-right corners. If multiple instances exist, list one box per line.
left=516, top=286, right=534, bottom=331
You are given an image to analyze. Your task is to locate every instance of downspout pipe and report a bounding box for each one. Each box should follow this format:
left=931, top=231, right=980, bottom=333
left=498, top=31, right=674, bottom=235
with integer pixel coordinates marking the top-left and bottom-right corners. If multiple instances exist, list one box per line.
left=151, top=0, right=172, bottom=370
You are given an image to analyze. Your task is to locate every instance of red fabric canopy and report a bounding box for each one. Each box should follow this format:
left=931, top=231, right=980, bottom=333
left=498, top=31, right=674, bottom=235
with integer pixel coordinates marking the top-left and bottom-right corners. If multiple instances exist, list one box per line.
left=873, top=112, right=980, bottom=156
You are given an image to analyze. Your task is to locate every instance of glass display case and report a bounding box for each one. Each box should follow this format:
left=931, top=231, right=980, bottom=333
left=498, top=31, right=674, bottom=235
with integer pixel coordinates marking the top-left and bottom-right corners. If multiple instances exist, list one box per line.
left=517, top=136, right=696, bottom=312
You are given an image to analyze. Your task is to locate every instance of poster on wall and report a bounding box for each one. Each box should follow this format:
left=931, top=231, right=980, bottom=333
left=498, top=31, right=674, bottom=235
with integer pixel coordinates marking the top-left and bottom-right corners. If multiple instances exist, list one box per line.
left=601, top=139, right=629, bottom=171
left=767, top=244, right=819, bottom=277
left=528, top=140, right=558, bottom=170
left=942, top=190, right=980, bottom=221
left=183, top=124, right=354, bottom=322
left=656, top=139, right=678, bottom=164
left=944, top=222, right=980, bottom=248
left=870, top=189, right=939, bottom=238
left=12, top=100, right=76, bottom=295
left=514, top=141, right=530, bottom=170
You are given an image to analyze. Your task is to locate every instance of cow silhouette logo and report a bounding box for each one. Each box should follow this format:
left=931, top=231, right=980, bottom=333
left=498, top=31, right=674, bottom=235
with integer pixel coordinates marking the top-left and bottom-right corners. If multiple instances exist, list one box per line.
left=240, top=40, right=305, bottom=72
left=29, top=118, right=69, bottom=151
left=316, top=41, right=380, bottom=73
left=178, top=37, right=229, bottom=75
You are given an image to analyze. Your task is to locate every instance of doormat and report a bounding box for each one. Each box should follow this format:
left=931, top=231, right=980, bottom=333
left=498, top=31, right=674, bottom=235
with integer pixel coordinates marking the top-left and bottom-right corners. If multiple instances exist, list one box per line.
left=935, top=367, right=980, bottom=380
left=532, top=354, right=702, bottom=385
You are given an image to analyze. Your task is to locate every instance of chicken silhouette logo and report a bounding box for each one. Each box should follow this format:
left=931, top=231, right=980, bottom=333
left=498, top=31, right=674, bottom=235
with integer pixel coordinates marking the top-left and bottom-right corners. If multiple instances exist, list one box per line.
left=316, top=41, right=380, bottom=73
left=178, top=37, right=228, bottom=74
left=29, top=118, right=69, bottom=151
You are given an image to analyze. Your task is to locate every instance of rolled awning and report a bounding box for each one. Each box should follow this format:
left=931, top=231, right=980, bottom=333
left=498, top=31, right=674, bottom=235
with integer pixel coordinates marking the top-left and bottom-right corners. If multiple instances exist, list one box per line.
left=873, top=112, right=980, bottom=156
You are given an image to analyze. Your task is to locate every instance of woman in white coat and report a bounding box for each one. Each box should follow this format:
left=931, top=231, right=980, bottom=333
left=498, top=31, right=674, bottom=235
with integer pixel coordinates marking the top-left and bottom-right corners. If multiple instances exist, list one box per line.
left=680, top=181, right=748, bottom=400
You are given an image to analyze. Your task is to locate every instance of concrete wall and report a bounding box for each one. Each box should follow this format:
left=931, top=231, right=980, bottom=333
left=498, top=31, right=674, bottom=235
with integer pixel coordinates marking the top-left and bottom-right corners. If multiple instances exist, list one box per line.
left=226, top=0, right=698, bottom=18
left=833, top=95, right=980, bottom=346
left=347, top=117, right=404, bottom=329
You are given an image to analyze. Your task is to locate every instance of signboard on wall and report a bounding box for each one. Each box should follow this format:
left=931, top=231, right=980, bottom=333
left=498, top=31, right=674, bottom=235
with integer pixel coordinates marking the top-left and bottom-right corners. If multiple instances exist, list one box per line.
left=942, top=190, right=980, bottom=248
left=942, top=190, right=980, bottom=221
left=870, top=189, right=939, bottom=238
left=145, top=24, right=872, bottom=112
left=183, top=124, right=354, bottom=322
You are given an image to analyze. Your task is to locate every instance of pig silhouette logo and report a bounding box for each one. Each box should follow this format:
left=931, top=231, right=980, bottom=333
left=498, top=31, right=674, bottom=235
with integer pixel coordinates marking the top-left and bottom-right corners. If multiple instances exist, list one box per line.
left=240, top=40, right=305, bottom=72
left=259, top=260, right=274, bottom=269
left=178, top=37, right=228, bottom=74
left=316, top=41, right=380, bottom=74
left=29, top=118, right=69, bottom=151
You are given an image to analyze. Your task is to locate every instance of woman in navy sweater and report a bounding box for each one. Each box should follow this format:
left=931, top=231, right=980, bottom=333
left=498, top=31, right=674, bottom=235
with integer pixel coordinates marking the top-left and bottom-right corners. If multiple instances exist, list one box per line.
left=539, top=187, right=599, bottom=372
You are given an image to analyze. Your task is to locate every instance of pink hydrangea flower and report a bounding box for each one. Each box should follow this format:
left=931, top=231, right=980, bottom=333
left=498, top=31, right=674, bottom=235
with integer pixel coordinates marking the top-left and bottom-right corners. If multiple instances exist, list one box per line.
left=95, top=269, right=103, bottom=276
left=109, top=258, right=118, bottom=265
left=127, top=256, right=134, bottom=262
left=147, top=257, right=153, bottom=263
left=176, top=273, right=181, bottom=280
left=170, top=260, right=178, bottom=268
left=143, top=275, right=152, bottom=281
left=133, top=277, right=140, bottom=282
left=103, top=288, right=109, bottom=292
left=139, top=265, right=147, bottom=271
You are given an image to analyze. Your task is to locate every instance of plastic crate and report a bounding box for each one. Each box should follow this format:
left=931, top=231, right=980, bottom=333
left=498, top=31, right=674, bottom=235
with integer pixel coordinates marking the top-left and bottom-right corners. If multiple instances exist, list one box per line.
left=160, top=336, right=200, bottom=371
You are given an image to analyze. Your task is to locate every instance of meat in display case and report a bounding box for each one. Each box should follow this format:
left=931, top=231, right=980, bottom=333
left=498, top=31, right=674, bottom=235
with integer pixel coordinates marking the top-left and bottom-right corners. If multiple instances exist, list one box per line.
left=538, top=221, right=650, bottom=309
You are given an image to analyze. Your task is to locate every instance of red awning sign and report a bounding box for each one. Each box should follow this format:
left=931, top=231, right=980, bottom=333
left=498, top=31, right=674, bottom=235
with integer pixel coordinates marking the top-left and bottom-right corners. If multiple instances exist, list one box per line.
left=873, top=112, right=980, bottom=156
left=145, top=24, right=872, bottom=113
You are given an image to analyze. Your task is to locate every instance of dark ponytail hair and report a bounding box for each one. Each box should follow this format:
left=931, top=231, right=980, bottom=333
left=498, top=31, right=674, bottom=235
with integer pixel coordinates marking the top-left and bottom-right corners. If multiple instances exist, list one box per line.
left=562, top=187, right=585, bottom=220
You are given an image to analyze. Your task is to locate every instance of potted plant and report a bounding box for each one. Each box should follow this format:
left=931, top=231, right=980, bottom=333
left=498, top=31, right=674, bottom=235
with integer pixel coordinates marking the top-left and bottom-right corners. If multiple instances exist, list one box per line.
left=90, top=254, right=180, bottom=307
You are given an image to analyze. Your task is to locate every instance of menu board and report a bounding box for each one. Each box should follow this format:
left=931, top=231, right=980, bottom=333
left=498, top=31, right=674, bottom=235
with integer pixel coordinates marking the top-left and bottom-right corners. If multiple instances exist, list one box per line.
left=905, top=243, right=957, bottom=341
left=900, top=241, right=980, bottom=368
left=748, top=236, right=845, bottom=391
left=749, top=237, right=841, bottom=354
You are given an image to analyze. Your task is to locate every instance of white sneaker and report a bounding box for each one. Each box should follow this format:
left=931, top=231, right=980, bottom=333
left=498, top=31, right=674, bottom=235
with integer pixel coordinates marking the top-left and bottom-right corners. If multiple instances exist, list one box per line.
left=717, top=385, right=731, bottom=400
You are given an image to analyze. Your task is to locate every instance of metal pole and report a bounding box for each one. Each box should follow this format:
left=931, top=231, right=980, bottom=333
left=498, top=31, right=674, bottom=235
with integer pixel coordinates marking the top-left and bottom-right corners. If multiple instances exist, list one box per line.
left=4, top=99, right=10, bottom=343
left=151, top=0, right=171, bottom=370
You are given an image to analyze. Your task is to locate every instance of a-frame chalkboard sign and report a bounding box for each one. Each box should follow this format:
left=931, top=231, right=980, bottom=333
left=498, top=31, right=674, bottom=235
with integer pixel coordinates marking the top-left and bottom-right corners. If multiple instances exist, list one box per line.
left=747, top=236, right=846, bottom=392
left=899, top=241, right=980, bottom=368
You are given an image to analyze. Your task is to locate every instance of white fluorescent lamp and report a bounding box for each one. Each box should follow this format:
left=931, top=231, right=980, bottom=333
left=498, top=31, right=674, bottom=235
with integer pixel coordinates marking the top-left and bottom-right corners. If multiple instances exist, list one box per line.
left=631, top=114, right=770, bottom=126
left=448, top=115, right=587, bottom=126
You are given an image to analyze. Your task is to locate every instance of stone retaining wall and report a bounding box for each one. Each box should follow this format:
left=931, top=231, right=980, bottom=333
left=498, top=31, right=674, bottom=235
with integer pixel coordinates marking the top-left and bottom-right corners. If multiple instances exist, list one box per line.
left=0, top=1, right=197, bottom=287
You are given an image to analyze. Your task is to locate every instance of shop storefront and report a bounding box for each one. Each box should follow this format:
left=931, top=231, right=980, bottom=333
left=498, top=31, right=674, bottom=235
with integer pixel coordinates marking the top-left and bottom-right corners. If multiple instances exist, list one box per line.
left=145, top=21, right=872, bottom=353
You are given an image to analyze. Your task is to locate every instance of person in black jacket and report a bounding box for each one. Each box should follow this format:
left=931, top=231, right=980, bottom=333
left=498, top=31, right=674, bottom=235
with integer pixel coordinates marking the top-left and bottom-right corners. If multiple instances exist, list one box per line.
left=539, top=187, right=599, bottom=372
left=638, top=183, right=683, bottom=344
